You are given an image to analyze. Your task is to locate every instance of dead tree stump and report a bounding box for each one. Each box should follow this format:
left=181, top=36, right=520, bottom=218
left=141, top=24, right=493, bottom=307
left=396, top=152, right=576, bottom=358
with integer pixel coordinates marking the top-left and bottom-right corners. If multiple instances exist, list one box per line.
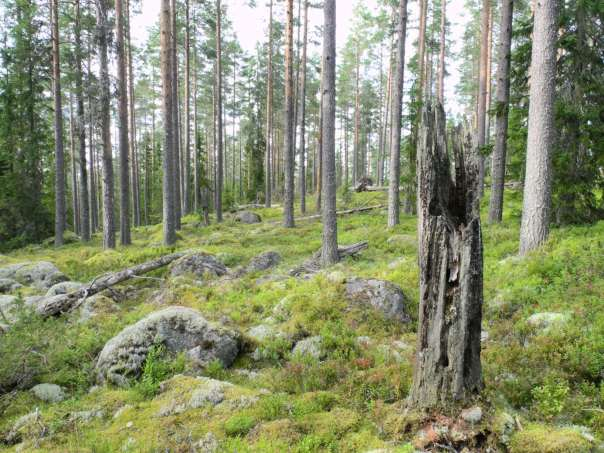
left=410, top=103, right=484, bottom=409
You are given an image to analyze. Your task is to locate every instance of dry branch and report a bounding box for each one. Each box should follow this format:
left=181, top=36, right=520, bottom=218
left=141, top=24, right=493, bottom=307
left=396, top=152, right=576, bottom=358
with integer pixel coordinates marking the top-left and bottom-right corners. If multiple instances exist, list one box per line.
left=37, top=251, right=186, bottom=317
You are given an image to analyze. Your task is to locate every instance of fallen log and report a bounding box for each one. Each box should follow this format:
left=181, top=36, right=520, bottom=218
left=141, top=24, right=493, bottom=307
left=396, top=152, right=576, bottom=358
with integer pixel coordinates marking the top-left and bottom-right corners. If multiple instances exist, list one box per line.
left=270, top=204, right=385, bottom=225
left=289, top=241, right=368, bottom=277
left=37, top=251, right=187, bottom=317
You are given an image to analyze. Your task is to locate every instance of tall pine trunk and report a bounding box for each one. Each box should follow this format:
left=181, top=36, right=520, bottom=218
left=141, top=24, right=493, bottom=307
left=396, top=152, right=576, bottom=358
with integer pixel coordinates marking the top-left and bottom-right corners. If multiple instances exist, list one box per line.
left=476, top=0, right=490, bottom=195
left=215, top=0, right=223, bottom=222
left=183, top=0, right=191, bottom=214
left=171, top=0, right=182, bottom=228
left=265, top=0, right=273, bottom=208
left=298, top=0, right=308, bottom=214
left=161, top=0, right=176, bottom=245
left=74, top=0, right=90, bottom=241
left=488, top=0, right=513, bottom=223
left=126, top=0, right=140, bottom=227
left=283, top=0, right=295, bottom=227
left=69, top=94, right=80, bottom=235
left=437, top=0, right=446, bottom=104
left=51, top=0, right=65, bottom=246
left=116, top=0, right=131, bottom=245
left=321, top=0, right=338, bottom=265
left=97, top=0, right=115, bottom=249
left=519, top=0, right=558, bottom=254
left=387, top=0, right=408, bottom=228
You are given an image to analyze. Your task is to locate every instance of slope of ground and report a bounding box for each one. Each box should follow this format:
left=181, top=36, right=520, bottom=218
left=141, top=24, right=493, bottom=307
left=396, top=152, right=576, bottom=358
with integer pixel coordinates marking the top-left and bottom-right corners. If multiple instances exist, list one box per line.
left=0, top=190, right=602, bottom=452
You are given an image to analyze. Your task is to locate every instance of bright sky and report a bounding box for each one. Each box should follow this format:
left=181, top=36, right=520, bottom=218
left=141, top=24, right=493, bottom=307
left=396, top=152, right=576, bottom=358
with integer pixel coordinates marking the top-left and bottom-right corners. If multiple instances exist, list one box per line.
left=130, top=0, right=471, bottom=116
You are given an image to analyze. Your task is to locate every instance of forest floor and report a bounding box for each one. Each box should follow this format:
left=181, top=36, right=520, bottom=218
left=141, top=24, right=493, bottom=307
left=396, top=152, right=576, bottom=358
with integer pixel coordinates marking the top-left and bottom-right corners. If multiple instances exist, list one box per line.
left=0, top=189, right=603, bottom=453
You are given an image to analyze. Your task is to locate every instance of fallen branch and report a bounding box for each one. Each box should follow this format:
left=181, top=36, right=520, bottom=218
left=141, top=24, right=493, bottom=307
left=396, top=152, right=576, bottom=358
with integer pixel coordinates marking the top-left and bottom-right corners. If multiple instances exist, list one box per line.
left=37, top=251, right=187, bottom=317
left=290, top=241, right=368, bottom=277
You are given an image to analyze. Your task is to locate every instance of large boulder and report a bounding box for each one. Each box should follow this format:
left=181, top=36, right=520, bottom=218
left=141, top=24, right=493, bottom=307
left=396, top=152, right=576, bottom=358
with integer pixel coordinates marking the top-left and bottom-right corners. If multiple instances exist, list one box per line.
left=344, top=278, right=410, bottom=323
left=0, top=261, right=68, bottom=291
left=0, top=295, right=19, bottom=324
left=96, top=306, right=240, bottom=386
left=169, top=253, right=227, bottom=281
left=0, top=278, right=22, bottom=294
left=235, top=211, right=262, bottom=224
left=246, top=251, right=281, bottom=273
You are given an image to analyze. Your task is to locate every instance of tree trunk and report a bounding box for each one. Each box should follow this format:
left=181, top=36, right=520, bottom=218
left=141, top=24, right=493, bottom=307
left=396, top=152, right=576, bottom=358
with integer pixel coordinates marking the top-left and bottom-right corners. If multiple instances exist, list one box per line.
left=519, top=0, right=557, bottom=255
left=410, top=102, right=483, bottom=409
left=73, top=0, right=90, bottom=241
left=283, top=0, right=295, bottom=228
left=264, top=0, right=273, bottom=208
left=215, top=0, right=224, bottom=222
left=160, top=0, right=176, bottom=245
left=125, top=0, right=140, bottom=227
left=488, top=0, right=513, bottom=223
left=485, top=8, right=493, bottom=144
left=96, top=0, right=115, bottom=249
left=298, top=0, right=308, bottom=214
left=182, top=0, right=191, bottom=215
left=321, top=0, right=338, bottom=265
left=437, top=0, right=446, bottom=104
left=353, top=41, right=361, bottom=184
left=171, top=0, right=182, bottom=229
left=315, top=63, right=324, bottom=214
left=116, top=0, right=131, bottom=245
left=69, top=94, right=80, bottom=235
left=51, top=0, right=65, bottom=246
left=86, top=37, right=98, bottom=233
left=417, top=0, right=427, bottom=101
left=387, top=0, right=408, bottom=228
left=476, top=0, right=490, bottom=196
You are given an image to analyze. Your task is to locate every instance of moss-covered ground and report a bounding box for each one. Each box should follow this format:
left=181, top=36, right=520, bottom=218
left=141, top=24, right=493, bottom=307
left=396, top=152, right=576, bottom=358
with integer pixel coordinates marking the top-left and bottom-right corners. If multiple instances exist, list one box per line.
left=0, top=189, right=603, bottom=452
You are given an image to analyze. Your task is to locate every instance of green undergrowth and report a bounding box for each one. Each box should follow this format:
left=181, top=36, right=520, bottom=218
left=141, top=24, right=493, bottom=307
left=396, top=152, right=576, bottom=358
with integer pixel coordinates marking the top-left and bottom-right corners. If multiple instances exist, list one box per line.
left=1, top=189, right=603, bottom=452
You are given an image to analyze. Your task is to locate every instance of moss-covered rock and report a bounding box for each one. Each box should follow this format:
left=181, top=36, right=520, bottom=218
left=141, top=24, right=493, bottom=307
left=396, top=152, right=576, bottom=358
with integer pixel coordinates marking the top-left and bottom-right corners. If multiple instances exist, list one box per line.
left=509, top=424, right=593, bottom=453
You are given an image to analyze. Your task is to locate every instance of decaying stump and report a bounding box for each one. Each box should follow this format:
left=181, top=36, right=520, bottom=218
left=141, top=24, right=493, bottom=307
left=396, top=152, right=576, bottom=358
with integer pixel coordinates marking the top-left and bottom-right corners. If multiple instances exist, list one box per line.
left=410, top=103, right=484, bottom=409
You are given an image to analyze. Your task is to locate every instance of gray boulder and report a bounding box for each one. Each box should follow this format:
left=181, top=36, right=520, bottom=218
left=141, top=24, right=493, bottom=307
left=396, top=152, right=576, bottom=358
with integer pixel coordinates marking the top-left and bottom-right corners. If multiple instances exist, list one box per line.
left=247, top=324, right=276, bottom=343
left=169, top=253, right=227, bottom=280
left=246, top=251, right=281, bottom=273
left=527, top=312, right=569, bottom=333
left=292, top=336, right=324, bottom=359
left=45, top=281, right=84, bottom=297
left=1, top=261, right=68, bottom=290
left=344, top=278, right=410, bottom=322
left=78, top=294, right=119, bottom=323
left=0, top=295, right=19, bottom=324
left=0, top=278, right=22, bottom=294
left=235, top=211, right=262, bottom=224
left=96, top=306, right=240, bottom=386
left=31, top=383, right=66, bottom=403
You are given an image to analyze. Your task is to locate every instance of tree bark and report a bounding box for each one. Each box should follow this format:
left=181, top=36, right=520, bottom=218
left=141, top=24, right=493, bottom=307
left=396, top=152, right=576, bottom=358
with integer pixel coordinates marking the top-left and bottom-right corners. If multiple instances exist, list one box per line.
left=86, top=36, right=98, bottom=233
left=97, top=0, right=115, bottom=249
left=321, top=0, right=338, bottom=265
left=387, top=0, right=408, bottom=228
left=298, top=0, right=308, bottom=215
left=283, top=0, right=295, bottom=228
left=183, top=0, right=191, bottom=215
left=488, top=0, right=513, bottom=223
left=161, top=0, right=176, bottom=245
left=410, top=102, right=483, bottom=409
left=116, top=0, right=131, bottom=245
left=264, top=0, right=273, bottom=208
left=417, top=0, right=428, bottom=101
left=125, top=0, right=140, bottom=227
left=74, top=0, right=90, bottom=242
left=69, top=94, right=80, bottom=235
left=51, top=0, right=65, bottom=246
left=476, top=0, right=490, bottom=196
left=353, top=41, right=361, bottom=184
left=519, top=0, right=558, bottom=255
left=171, top=0, right=182, bottom=229
left=437, top=0, right=446, bottom=104
left=215, top=0, right=224, bottom=222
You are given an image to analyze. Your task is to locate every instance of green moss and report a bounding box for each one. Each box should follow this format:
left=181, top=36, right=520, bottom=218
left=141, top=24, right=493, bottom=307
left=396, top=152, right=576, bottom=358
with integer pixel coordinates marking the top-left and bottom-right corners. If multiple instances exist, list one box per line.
left=224, top=414, right=258, bottom=436
left=509, top=424, right=592, bottom=453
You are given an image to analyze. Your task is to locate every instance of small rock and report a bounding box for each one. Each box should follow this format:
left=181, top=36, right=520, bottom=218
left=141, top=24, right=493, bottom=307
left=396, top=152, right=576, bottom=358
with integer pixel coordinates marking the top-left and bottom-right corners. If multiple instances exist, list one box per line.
left=31, top=383, right=66, bottom=403
left=526, top=312, right=569, bottom=333
left=460, top=406, right=483, bottom=424
left=292, top=336, right=323, bottom=359
left=235, top=211, right=262, bottom=224
left=247, top=324, right=276, bottom=343
left=188, top=378, right=229, bottom=408
left=0, top=278, right=22, bottom=293
left=345, top=278, right=410, bottom=322
left=481, top=330, right=489, bottom=342
left=158, top=400, right=187, bottom=417
left=272, top=296, right=293, bottom=321
left=246, top=251, right=281, bottom=273
left=356, top=336, right=373, bottom=347
left=113, top=405, right=133, bottom=419
left=69, top=409, right=104, bottom=423
left=45, top=281, right=84, bottom=297
left=78, top=294, right=118, bottom=322
left=194, top=432, right=219, bottom=453
left=0, top=295, right=19, bottom=324
left=233, top=369, right=260, bottom=380
left=169, top=253, right=227, bottom=280
left=325, top=270, right=346, bottom=284
left=224, top=395, right=259, bottom=410
left=125, top=421, right=134, bottom=429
